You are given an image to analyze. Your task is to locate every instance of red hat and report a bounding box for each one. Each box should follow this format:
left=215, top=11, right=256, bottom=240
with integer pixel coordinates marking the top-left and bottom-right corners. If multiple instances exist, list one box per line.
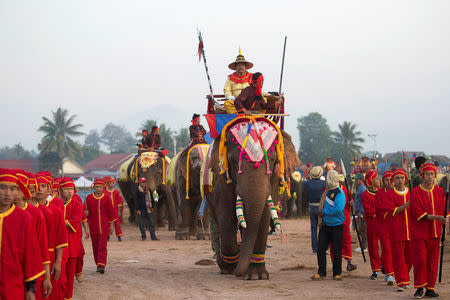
left=26, top=172, right=39, bottom=191
left=390, top=169, right=408, bottom=183
left=104, top=176, right=115, bottom=183
left=59, top=177, right=77, bottom=193
left=0, top=168, right=31, bottom=199
left=382, top=170, right=393, bottom=181
left=420, top=163, right=436, bottom=177
left=36, top=171, right=54, bottom=189
left=138, top=177, right=146, bottom=183
left=364, top=170, right=378, bottom=188
left=93, top=178, right=105, bottom=187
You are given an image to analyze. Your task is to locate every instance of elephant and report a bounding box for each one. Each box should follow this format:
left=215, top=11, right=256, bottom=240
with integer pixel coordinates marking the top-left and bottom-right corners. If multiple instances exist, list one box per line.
left=170, top=144, right=211, bottom=240
left=117, top=152, right=176, bottom=230
left=207, top=117, right=300, bottom=279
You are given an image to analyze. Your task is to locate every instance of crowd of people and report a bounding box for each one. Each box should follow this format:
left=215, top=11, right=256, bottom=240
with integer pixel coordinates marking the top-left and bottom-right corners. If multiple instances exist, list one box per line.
left=303, top=158, right=449, bottom=299
left=0, top=169, right=125, bottom=299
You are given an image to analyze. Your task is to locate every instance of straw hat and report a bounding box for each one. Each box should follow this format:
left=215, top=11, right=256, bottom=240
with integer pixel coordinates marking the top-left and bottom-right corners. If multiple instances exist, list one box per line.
left=310, top=166, right=323, bottom=178
left=228, top=47, right=254, bottom=70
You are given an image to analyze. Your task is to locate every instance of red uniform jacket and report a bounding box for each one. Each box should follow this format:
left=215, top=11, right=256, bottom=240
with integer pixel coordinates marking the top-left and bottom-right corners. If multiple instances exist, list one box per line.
left=0, top=205, right=45, bottom=299
left=44, top=198, right=69, bottom=261
left=411, top=185, right=449, bottom=240
left=85, top=193, right=115, bottom=235
left=63, top=197, right=84, bottom=258
left=24, top=203, right=50, bottom=265
left=375, top=188, right=392, bottom=231
left=234, top=85, right=278, bottom=113
left=105, top=188, right=123, bottom=219
left=361, top=188, right=379, bottom=220
left=385, top=188, right=412, bottom=242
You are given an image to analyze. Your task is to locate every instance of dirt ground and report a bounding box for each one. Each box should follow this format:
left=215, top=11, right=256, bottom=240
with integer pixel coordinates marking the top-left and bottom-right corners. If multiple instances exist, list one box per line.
left=74, top=218, right=450, bottom=300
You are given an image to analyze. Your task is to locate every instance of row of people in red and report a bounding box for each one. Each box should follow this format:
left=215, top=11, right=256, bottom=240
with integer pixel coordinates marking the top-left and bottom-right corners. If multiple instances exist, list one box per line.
left=0, top=169, right=123, bottom=300
left=361, top=163, right=448, bottom=298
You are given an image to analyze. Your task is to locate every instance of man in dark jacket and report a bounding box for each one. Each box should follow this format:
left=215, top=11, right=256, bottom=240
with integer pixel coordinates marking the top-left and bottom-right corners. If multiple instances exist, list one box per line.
left=134, top=177, right=158, bottom=240
left=303, top=166, right=326, bottom=253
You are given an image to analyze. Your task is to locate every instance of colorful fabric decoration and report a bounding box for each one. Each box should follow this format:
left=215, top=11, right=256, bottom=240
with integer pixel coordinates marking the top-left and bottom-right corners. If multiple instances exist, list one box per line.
left=221, top=253, right=240, bottom=264
left=139, top=152, right=159, bottom=169
left=250, top=251, right=265, bottom=265
left=267, top=196, right=281, bottom=231
left=236, top=197, right=247, bottom=228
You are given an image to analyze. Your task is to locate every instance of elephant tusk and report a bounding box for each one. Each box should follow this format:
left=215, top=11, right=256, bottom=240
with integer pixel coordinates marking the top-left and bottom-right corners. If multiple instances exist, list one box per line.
left=267, top=196, right=281, bottom=231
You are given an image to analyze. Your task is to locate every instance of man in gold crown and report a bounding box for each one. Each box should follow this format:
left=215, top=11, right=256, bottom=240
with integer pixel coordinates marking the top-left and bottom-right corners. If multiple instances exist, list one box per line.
left=223, top=47, right=253, bottom=113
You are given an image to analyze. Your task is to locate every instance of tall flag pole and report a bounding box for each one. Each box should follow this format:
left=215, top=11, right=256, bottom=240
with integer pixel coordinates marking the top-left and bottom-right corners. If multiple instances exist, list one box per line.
left=277, top=36, right=287, bottom=129
left=197, top=26, right=215, bottom=105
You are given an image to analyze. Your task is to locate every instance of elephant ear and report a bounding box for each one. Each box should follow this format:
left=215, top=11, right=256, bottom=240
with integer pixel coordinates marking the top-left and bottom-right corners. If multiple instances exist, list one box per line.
left=209, top=138, right=222, bottom=175
left=280, top=130, right=301, bottom=177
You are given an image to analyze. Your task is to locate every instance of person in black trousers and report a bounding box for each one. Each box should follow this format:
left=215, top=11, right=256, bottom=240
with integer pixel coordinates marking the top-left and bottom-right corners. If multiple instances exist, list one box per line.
left=134, top=177, right=158, bottom=241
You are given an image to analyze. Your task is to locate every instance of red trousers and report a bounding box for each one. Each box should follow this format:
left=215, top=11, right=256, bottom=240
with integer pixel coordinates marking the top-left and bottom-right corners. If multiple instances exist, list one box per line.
left=413, top=238, right=440, bottom=289
left=65, top=257, right=77, bottom=299
left=119, top=207, right=123, bottom=224
left=91, top=234, right=108, bottom=267
left=75, top=244, right=85, bottom=276
left=379, top=228, right=394, bottom=276
left=112, top=219, right=123, bottom=237
left=391, top=240, right=413, bottom=287
left=366, top=218, right=381, bottom=272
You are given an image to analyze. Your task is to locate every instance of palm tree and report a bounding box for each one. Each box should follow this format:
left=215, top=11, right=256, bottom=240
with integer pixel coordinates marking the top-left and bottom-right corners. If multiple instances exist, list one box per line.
left=332, top=121, right=365, bottom=155
left=38, top=108, right=84, bottom=159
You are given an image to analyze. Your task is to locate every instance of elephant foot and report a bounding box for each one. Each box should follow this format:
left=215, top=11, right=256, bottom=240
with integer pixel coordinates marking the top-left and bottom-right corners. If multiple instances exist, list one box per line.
left=196, top=231, right=210, bottom=240
left=242, top=264, right=269, bottom=280
left=175, top=230, right=190, bottom=240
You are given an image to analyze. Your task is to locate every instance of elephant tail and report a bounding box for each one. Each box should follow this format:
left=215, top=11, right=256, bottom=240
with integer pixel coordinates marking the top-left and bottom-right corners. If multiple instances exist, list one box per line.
left=235, top=198, right=247, bottom=228
left=267, top=196, right=281, bottom=231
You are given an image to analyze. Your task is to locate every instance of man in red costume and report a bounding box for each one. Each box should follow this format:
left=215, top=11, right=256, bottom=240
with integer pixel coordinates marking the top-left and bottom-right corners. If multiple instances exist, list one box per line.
left=410, top=163, right=449, bottom=298
left=385, top=169, right=413, bottom=291
left=59, top=177, right=84, bottom=300
left=13, top=170, right=53, bottom=299
left=0, top=169, right=45, bottom=300
left=85, top=178, right=115, bottom=273
left=74, top=194, right=89, bottom=283
left=35, top=172, right=68, bottom=299
left=375, top=170, right=395, bottom=285
left=104, top=176, right=124, bottom=241
left=361, top=170, right=382, bottom=280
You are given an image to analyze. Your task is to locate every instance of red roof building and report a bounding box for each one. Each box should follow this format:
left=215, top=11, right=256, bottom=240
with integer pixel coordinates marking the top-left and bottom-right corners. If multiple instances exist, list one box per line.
left=83, top=153, right=134, bottom=176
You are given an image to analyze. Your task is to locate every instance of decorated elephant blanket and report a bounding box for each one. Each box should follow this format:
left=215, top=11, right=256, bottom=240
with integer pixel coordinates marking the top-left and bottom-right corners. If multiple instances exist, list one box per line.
left=229, top=119, right=278, bottom=163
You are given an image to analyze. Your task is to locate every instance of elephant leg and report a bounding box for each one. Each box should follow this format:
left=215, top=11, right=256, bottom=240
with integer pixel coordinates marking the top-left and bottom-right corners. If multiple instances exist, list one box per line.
left=243, top=208, right=270, bottom=280
left=197, top=206, right=210, bottom=240
left=189, top=199, right=199, bottom=236
left=176, top=192, right=191, bottom=240
left=215, top=180, right=239, bottom=274
left=163, top=188, right=177, bottom=231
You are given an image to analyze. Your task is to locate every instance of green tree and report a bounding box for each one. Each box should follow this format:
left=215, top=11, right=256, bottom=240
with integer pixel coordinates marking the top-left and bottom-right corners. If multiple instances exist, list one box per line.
left=297, top=112, right=334, bottom=165
left=38, top=151, right=62, bottom=175
left=332, top=121, right=365, bottom=155
left=84, top=130, right=102, bottom=149
left=101, top=123, right=136, bottom=153
left=0, top=145, right=34, bottom=159
left=138, top=120, right=175, bottom=154
left=38, top=108, right=84, bottom=159
left=174, top=128, right=190, bottom=152
left=75, top=146, right=104, bottom=165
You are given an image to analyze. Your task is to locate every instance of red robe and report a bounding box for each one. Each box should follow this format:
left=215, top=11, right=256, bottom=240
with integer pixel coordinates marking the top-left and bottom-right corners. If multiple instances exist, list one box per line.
left=0, top=205, right=45, bottom=299
left=63, top=197, right=84, bottom=299
left=23, top=203, right=50, bottom=300
left=73, top=194, right=87, bottom=276
left=374, top=188, right=394, bottom=276
left=105, top=188, right=123, bottom=237
left=385, top=187, right=413, bottom=287
left=410, top=185, right=449, bottom=289
left=85, top=193, right=115, bottom=267
left=43, top=197, right=68, bottom=300
left=361, top=188, right=381, bottom=272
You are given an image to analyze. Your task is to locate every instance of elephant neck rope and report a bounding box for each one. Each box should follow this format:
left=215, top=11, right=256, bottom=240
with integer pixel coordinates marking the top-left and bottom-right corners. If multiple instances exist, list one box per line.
left=218, top=116, right=287, bottom=188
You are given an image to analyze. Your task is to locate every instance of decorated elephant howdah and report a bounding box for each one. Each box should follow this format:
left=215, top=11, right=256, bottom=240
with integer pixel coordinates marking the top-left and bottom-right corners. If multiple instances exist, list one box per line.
left=207, top=116, right=300, bottom=279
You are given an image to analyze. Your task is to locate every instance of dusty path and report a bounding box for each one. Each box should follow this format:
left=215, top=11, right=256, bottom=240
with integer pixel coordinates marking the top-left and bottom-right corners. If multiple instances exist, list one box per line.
left=74, top=218, right=450, bottom=299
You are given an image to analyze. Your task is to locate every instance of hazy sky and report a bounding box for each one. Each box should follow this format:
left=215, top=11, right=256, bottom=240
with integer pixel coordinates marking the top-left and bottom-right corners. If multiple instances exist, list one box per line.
left=2, top=0, right=449, bottom=156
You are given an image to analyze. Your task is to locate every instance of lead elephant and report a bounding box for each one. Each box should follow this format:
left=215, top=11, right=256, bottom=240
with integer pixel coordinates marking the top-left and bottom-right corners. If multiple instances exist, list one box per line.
left=118, top=152, right=176, bottom=230
left=207, top=117, right=300, bottom=279
left=169, top=144, right=211, bottom=240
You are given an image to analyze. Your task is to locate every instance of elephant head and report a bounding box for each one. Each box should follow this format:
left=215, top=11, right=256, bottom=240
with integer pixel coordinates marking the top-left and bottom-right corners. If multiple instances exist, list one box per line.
left=210, top=117, right=300, bottom=278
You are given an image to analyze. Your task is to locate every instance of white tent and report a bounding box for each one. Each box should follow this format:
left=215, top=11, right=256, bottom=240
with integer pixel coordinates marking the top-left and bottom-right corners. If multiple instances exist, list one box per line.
left=74, top=176, right=93, bottom=188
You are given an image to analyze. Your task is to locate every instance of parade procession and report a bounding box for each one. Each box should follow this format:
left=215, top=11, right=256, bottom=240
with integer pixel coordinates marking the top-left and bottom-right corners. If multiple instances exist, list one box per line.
left=1, top=2, right=450, bottom=299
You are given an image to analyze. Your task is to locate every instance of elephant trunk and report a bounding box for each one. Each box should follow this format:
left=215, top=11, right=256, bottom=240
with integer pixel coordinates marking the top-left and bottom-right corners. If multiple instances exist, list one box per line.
left=234, top=184, right=269, bottom=277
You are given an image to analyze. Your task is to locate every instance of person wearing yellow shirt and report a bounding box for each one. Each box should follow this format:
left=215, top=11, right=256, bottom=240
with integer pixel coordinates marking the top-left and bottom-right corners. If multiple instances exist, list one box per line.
left=223, top=47, right=253, bottom=113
